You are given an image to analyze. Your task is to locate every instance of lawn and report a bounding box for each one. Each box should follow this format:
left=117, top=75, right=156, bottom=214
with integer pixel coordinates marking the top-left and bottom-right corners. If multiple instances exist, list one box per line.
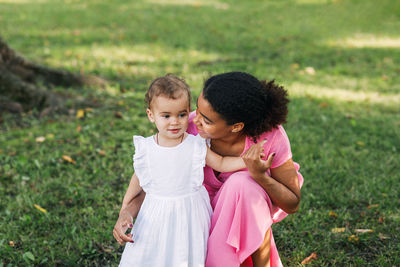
left=1, top=0, right=399, bottom=266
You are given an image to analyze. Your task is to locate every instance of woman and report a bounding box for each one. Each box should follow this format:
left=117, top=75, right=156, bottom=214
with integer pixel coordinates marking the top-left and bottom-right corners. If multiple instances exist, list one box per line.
left=114, top=72, right=303, bottom=267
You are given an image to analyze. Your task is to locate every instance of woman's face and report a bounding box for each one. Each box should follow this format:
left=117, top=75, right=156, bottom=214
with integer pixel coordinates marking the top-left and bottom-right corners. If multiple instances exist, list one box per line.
left=193, top=93, right=235, bottom=140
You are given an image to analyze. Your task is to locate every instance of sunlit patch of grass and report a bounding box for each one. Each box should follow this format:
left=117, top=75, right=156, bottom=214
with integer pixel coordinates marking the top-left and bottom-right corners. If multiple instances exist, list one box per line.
left=0, top=0, right=47, bottom=3
left=289, top=82, right=400, bottom=106
left=147, top=0, right=229, bottom=9
left=42, top=44, right=225, bottom=82
left=295, top=0, right=331, bottom=5
left=326, top=34, right=400, bottom=48
left=1, top=0, right=400, bottom=266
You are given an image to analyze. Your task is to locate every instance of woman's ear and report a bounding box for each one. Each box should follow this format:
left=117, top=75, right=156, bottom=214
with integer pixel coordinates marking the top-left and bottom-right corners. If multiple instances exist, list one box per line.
left=231, top=122, right=244, bottom=133
left=146, top=108, right=155, bottom=123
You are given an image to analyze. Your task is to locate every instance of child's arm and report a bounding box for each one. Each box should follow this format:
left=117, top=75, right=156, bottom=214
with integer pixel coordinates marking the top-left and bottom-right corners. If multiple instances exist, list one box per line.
left=120, top=173, right=142, bottom=213
left=205, top=146, right=247, bottom=172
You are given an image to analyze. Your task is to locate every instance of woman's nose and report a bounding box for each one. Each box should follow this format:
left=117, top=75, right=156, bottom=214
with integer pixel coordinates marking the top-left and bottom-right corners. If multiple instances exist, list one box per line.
left=193, top=112, right=200, bottom=125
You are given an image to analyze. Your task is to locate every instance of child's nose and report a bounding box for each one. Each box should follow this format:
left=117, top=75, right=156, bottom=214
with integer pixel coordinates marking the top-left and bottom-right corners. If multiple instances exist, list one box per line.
left=172, top=117, right=179, bottom=124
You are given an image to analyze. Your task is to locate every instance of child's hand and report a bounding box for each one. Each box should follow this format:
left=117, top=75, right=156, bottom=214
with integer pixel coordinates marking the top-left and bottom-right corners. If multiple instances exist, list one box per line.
left=242, top=140, right=275, bottom=180
left=113, top=209, right=134, bottom=245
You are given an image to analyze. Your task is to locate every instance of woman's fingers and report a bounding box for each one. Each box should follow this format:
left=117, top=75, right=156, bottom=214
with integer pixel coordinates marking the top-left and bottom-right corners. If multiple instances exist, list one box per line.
left=263, top=152, right=276, bottom=168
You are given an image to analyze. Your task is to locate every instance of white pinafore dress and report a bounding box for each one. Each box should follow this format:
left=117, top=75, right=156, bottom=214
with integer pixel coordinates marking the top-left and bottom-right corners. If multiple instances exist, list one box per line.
left=119, top=134, right=213, bottom=267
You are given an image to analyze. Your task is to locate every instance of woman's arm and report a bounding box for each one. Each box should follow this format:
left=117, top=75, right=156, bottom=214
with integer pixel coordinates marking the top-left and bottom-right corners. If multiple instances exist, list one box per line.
left=242, top=143, right=301, bottom=214
left=205, top=146, right=246, bottom=172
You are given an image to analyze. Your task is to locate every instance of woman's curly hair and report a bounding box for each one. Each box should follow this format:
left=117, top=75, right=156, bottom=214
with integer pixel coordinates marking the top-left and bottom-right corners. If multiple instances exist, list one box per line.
left=203, top=72, right=289, bottom=140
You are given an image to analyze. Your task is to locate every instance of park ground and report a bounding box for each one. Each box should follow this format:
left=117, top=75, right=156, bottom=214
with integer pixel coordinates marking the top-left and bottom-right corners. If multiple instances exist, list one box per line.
left=0, top=0, right=399, bottom=266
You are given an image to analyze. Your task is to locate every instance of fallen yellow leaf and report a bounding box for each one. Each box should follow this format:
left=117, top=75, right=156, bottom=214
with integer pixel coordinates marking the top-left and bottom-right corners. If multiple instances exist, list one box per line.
left=331, top=227, right=346, bottom=233
left=34, top=204, right=47, bottom=213
left=9, top=241, right=15, bottom=247
left=301, top=252, right=317, bottom=264
left=329, top=211, right=338, bottom=218
left=348, top=234, right=359, bottom=242
left=356, top=141, right=365, bottom=147
left=62, top=155, right=76, bottom=164
left=76, top=109, right=85, bottom=119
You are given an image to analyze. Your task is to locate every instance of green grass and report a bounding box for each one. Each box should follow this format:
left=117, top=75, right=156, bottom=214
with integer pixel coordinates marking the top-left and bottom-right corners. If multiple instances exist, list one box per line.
left=1, top=0, right=400, bottom=266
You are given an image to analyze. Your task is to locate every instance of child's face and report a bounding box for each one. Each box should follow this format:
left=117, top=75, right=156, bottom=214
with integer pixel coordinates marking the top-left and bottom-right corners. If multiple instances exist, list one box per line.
left=146, top=92, right=190, bottom=140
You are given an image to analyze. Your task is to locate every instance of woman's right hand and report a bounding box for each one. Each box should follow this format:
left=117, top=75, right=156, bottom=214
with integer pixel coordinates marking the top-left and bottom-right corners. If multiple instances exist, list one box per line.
left=113, top=209, right=134, bottom=245
left=242, top=140, right=275, bottom=180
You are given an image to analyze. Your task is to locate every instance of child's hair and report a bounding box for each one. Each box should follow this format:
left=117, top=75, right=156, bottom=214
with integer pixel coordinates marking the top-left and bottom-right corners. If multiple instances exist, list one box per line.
left=145, top=74, right=191, bottom=109
left=203, top=72, right=289, bottom=140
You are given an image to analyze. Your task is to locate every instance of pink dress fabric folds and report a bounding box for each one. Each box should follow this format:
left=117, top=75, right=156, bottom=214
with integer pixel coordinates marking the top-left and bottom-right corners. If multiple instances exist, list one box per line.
left=187, top=112, right=304, bottom=267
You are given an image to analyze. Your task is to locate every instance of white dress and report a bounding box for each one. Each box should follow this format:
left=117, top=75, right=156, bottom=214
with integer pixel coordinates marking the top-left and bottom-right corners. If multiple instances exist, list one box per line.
left=119, top=134, right=213, bottom=267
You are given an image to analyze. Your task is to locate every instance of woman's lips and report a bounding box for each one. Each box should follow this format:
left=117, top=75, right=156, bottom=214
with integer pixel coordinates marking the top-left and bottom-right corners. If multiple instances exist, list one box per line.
left=195, top=126, right=204, bottom=134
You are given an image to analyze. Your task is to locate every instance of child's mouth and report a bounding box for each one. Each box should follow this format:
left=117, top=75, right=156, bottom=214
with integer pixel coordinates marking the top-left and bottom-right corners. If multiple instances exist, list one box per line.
left=168, top=129, right=180, bottom=133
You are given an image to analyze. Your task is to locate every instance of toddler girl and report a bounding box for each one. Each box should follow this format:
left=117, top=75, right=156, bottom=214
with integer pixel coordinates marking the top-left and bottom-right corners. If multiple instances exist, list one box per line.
left=118, top=75, right=261, bottom=267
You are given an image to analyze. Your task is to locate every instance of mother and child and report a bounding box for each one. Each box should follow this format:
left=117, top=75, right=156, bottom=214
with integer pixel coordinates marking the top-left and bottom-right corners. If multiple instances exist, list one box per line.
left=113, top=72, right=304, bottom=267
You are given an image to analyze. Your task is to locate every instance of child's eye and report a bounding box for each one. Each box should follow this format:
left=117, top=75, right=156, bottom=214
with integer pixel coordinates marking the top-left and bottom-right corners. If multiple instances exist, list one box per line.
left=179, top=113, right=187, bottom=118
left=163, top=115, right=170, bottom=118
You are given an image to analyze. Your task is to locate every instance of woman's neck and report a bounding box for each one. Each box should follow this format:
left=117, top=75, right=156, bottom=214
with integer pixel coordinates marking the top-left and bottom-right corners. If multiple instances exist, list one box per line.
left=210, top=133, right=247, bottom=157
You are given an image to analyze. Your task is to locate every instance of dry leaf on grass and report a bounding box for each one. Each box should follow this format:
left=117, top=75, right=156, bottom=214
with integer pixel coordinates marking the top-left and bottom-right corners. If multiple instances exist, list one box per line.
left=62, top=155, right=76, bottom=164
left=329, top=211, right=338, bottom=218
left=355, top=229, right=374, bottom=233
left=76, top=109, right=85, bottom=119
left=348, top=235, right=359, bottom=242
left=34, top=204, right=47, bottom=213
left=301, top=252, right=317, bottom=264
left=331, top=227, right=346, bottom=233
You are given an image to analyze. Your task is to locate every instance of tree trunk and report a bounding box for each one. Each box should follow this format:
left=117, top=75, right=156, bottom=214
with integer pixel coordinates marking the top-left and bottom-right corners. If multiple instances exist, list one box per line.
left=0, top=36, right=106, bottom=114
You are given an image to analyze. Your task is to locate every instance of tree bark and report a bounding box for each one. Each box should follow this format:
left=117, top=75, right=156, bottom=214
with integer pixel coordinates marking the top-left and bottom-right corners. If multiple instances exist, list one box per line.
left=0, top=36, right=106, bottom=114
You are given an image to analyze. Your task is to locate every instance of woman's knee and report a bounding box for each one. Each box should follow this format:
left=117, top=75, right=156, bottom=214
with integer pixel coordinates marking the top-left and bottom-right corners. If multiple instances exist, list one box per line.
left=223, top=171, right=267, bottom=198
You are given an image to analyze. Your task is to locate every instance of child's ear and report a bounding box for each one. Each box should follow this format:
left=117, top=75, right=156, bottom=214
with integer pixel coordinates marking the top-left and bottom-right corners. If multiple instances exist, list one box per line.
left=231, top=122, right=244, bottom=133
left=146, top=108, right=155, bottom=123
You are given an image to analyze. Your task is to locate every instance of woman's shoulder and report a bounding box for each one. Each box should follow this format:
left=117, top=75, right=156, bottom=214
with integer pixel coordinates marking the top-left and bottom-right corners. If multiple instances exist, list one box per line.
left=253, top=125, right=288, bottom=143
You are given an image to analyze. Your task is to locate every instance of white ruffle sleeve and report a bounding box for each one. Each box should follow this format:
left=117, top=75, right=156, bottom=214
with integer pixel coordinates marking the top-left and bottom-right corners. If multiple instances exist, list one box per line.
left=191, top=134, right=207, bottom=188
left=133, top=135, right=150, bottom=188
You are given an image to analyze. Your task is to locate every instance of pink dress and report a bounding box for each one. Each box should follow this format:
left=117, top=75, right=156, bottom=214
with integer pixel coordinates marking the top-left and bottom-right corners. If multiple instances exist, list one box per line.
left=187, top=112, right=304, bottom=267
